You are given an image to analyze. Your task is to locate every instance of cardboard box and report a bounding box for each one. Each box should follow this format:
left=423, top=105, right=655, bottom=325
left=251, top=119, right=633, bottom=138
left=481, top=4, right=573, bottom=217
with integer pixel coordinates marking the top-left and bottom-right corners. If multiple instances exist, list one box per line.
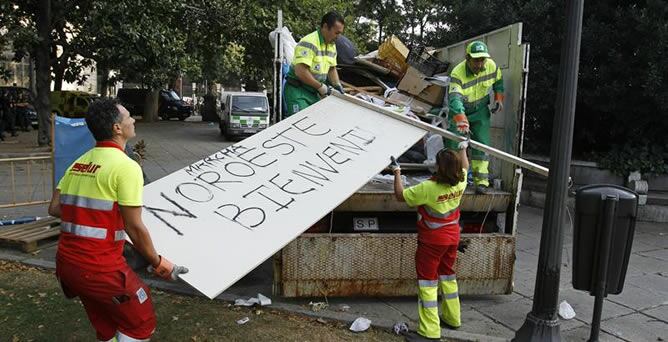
left=397, top=66, right=446, bottom=106
left=388, top=91, right=433, bottom=114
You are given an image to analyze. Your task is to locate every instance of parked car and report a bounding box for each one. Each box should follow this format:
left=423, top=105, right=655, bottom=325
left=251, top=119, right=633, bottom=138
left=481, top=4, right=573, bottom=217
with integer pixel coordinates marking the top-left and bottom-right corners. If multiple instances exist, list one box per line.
left=117, top=88, right=192, bottom=120
left=50, top=90, right=98, bottom=118
left=0, top=86, right=38, bottom=129
left=219, top=91, right=270, bottom=138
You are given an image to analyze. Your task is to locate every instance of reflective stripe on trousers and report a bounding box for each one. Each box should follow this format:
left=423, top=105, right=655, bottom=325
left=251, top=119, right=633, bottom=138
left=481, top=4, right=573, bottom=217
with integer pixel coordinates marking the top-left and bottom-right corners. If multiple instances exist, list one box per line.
left=61, top=222, right=126, bottom=241
left=439, top=275, right=461, bottom=327
left=417, top=279, right=441, bottom=339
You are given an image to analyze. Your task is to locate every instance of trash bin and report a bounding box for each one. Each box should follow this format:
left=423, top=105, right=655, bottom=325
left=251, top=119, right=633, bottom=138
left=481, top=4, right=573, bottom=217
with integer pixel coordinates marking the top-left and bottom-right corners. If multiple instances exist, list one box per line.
left=572, top=185, right=638, bottom=295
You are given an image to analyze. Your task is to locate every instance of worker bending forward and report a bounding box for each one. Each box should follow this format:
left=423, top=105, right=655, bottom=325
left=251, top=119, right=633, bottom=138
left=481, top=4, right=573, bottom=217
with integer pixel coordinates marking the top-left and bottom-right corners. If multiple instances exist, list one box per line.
left=447, top=41, right=503, bottom=194
left=48, top=98, right=188, bottom=341
left=283, top=11, right=345, bottom=117
left=392, top=139, right=469, bottom=341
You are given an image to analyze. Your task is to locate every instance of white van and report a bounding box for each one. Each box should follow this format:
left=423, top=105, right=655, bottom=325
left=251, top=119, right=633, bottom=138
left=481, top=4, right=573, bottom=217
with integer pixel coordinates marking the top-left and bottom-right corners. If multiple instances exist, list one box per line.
left=219, top=92, right=270, bottom=138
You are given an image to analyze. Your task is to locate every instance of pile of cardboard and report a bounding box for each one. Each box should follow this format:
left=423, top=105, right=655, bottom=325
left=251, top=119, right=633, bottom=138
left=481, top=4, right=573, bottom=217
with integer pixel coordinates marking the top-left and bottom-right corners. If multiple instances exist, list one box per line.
left=339, top=35, right=451, bottom=118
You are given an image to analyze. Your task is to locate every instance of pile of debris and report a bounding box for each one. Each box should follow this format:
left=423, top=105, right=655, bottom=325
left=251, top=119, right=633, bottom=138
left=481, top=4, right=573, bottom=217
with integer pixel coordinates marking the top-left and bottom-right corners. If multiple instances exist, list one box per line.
left=337, top=35, right=451, bottom=120
left=336, top=35, right=452, bottom=164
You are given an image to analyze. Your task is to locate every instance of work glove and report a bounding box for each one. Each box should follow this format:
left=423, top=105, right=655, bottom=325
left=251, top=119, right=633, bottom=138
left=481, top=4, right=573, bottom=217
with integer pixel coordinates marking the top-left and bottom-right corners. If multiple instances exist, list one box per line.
left=333, top=83, right=345, bottom=95
left=317, top=84, right=332, bottom=97
left=457, top=136, right=470, bottom=150
left=147, top=255, right=189, bottom=281
left=389, top=156, right=401, bottom=173
left=493, top=93, right=504, bottom=114
left=453, top=113, right=470, bottom=134
left=457, top=240, right=470, bottom=254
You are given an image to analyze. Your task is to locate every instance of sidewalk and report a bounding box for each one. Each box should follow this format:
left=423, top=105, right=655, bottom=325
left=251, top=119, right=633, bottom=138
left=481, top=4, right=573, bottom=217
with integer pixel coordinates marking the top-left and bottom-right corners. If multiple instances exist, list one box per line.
left=1, top=121, right=666, bottom=341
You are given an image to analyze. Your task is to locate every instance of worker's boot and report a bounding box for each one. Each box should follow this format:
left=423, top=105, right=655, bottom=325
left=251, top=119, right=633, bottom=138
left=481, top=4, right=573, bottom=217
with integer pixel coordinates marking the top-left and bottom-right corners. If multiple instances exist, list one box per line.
left=475, top=184, right=493, bottom=195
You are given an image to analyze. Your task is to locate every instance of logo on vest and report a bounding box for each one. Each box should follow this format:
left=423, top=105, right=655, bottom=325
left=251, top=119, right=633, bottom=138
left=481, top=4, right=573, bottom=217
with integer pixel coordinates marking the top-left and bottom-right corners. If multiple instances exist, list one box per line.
left=437, top=189, right=463, bottom=202
left=314, top=63, right=321, bottom=71
left=71, top=162, right=102, bottom=174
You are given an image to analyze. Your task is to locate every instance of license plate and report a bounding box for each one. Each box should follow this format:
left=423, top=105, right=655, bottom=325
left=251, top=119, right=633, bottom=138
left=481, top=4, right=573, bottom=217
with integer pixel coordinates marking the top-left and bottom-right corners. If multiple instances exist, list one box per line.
left=353, top=217, right=379, bottom=232
left=243, top=129, right=256, bottom=134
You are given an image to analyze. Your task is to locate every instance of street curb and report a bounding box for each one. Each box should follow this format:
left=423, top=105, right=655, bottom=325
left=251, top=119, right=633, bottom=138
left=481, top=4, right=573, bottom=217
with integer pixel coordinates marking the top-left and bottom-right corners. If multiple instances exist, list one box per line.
left=5, top=255, right=508, bottom=342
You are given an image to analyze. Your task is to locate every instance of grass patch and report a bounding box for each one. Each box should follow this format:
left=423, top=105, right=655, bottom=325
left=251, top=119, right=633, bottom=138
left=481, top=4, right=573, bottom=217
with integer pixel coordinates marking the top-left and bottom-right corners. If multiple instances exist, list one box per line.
left=0, top=261, right=401, bottom=341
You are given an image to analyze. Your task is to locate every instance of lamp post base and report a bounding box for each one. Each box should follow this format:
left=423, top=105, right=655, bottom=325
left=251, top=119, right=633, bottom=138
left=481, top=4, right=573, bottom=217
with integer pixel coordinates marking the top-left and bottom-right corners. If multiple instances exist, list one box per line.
left=513, top=312, right=561, bottom=342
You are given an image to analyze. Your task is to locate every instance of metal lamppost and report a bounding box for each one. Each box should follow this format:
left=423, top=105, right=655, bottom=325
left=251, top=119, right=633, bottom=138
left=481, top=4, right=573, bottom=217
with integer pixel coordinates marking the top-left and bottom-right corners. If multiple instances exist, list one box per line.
left=513, top=0, right=584, bottom=340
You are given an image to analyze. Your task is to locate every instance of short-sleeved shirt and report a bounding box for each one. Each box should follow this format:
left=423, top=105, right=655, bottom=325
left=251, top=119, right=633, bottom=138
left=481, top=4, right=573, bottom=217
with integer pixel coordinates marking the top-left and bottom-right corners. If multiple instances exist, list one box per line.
left=57, top=141, right=144, bottom=272
left=403, top=170, right=467, bottom=245
left=286, top=29, right=337, bottom=87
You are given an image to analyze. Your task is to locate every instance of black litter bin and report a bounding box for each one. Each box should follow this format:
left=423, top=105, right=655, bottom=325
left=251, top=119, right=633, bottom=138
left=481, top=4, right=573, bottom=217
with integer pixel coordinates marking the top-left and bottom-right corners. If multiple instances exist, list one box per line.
left=573, top=184, right=638, bottom=295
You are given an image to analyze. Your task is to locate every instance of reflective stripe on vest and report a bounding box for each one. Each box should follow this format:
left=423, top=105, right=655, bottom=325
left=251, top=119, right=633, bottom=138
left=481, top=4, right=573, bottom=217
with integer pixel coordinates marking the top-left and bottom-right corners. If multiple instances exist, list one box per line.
left=289, top=30, right=337, bottom=83
left=417, top=205, right=460, bottom=230
left=61, top=222, right=125, bottom=241
left=60, top=194, right=114, bottom=211
left=449, top=59, right=501, bottom=112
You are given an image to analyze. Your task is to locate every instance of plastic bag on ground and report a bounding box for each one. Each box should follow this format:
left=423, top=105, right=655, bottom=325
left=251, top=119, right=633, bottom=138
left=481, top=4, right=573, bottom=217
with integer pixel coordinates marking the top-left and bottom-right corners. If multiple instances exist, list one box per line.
left=559, top=300, right=576, bottom=320
left=349, top=317, right=372, bottom=332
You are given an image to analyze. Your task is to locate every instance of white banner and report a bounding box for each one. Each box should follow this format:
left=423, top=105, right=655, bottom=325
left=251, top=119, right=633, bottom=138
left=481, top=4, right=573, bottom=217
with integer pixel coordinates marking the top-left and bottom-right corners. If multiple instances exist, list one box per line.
left=141, top=95, right=426, bottom=298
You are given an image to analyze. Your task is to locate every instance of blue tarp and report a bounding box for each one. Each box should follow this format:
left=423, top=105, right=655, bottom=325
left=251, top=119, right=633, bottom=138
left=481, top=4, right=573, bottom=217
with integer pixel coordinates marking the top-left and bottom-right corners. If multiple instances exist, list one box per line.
left=53, top=116, right=95, bottom=186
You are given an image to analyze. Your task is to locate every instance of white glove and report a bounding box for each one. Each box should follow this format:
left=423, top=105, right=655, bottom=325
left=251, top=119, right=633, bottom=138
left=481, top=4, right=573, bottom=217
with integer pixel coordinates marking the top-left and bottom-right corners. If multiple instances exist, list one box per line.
left=457, top=137, right=470, bottom=150
left=389, top=156, right=401, bottom=173
left=147, top=256, right=189, bottom=281
left=317, top=84, right=332, bottom=97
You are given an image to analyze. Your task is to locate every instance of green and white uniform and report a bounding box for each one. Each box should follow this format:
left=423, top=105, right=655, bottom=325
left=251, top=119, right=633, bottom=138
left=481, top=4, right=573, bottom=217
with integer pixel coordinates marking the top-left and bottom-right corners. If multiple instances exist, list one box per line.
left=284, top=29, right=337, bottom=117
left=447, top=58, right=503, bottom=187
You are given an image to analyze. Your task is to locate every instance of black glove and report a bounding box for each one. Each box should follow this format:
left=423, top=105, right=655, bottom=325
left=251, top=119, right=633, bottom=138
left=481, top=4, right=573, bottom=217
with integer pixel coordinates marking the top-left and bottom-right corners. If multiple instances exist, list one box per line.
left=457, top=240, right=469, bottom=254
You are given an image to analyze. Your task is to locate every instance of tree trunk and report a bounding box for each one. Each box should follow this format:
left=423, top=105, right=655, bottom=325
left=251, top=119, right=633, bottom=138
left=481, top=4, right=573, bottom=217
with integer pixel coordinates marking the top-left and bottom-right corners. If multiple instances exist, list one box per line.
left=143, top=89, right=160, bottom=122
left=52, top=63, right=64, bottom=91
left=35, top=0, right=51, bottom=147
left=99, top=69, right=109, bottom=97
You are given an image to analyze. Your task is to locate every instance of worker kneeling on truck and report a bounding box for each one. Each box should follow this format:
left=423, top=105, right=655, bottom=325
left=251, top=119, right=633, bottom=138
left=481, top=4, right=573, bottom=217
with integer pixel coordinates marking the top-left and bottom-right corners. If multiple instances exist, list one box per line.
left=391, top=139, right=470, bottom=342
left=283, top=11, right=345, bottom=117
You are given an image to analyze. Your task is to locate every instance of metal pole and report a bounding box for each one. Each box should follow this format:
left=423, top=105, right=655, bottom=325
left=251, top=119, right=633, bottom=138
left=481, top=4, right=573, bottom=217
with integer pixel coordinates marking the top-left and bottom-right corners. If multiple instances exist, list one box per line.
left=589, top=195, right=617, bottom=342
left=335, top=92, right=550, bottom=177
left=514, top=0, right=584, bottom=340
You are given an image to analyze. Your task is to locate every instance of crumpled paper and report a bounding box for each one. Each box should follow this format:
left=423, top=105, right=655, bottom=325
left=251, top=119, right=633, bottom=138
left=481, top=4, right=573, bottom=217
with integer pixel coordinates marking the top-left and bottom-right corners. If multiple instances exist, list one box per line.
left=558, top=300, right=576, bottom=320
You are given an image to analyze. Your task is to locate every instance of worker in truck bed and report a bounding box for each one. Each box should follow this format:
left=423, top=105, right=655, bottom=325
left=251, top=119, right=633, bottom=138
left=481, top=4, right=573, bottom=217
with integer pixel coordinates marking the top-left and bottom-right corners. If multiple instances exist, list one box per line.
left=391, top=139, right=469, bottom=342
left=447, top=41, right=504, bottom=195
left=48, top=98, right=188, bottom=341
left=283, top=11, right=345, bottom=118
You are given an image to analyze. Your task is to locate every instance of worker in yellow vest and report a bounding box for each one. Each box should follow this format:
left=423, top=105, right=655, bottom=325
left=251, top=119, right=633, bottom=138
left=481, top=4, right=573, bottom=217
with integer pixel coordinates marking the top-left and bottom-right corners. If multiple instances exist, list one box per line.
left=392, top=139, right=470, bottom=341
left=284, top=11, right=344, bottom=118
left=447, top=41, right=504, bottom=194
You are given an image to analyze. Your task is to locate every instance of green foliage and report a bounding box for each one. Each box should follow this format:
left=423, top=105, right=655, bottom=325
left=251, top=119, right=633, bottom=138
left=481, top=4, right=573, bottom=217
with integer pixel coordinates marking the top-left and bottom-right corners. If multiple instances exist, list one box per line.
left=423, top=0, right=668, bottom=176
left=593, top=141, right=668, bottom=177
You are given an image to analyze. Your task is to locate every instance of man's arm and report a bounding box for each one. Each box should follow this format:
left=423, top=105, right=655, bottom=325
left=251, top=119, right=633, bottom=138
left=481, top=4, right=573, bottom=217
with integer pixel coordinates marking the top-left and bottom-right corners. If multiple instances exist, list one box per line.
left=48, top=190, right=61, bottom=218
left=119, top=205, right=161, bottom=267
left=458, top=145, right=470, bottom=170
left=295, top=64, right=324, bottom=90
left=492, top=66, right=504, bottom=113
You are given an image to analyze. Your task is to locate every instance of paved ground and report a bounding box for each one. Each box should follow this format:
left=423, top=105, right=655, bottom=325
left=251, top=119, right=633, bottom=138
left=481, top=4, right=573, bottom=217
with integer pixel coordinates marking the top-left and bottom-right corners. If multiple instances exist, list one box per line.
left=1, top=121, right=666, bottom=341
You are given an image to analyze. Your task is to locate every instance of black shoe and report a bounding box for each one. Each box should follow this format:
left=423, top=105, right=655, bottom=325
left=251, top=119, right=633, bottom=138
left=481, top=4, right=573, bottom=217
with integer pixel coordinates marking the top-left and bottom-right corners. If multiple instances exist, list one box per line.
left=440, top=320, right=460, bottom=330
left=475, top=185, right=493, bottom=195
left=402, top=331, right=442, bottom=342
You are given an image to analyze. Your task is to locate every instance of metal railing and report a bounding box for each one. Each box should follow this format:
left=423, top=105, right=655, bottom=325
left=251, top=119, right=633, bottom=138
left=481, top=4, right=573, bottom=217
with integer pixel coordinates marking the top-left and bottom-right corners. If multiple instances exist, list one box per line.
left=0, top=154, right=52, bottom=208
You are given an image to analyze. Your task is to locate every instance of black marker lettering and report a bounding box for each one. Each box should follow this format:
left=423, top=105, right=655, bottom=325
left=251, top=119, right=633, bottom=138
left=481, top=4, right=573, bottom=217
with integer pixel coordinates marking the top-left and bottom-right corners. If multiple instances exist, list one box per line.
left=262, top=138, right=295, bottom=155
left=322, top=146, right=352, bottom=165
left=143, top=192, right=198, bottom=236
left=292, top=116, right=331, bottom=136
left=194, top=170, right=241, bottom=192
left=175, top=182, right=214, bottom=203
left=215, top=204, right=266, bottom=230
left=224, top=161, right=255, bottom=177
left=272, top=127, right=306, bottom=147
left=268, top=173, right=315, bottom=195
left=243, top=184, right=295, bottom=212
left=236, top=147, right=278, bottom=168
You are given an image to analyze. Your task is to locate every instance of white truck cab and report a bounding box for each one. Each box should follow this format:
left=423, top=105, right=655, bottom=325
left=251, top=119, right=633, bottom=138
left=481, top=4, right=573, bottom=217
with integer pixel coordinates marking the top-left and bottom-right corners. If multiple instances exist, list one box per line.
left=219, top=91, right=270, bottom=138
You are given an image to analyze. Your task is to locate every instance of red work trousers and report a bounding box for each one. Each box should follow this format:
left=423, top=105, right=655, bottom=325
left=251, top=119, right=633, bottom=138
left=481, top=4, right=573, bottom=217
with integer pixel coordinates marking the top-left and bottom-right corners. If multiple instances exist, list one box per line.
left=415, top=241, right=458, bottom=280
left=56, top=260, right=157, bottom=340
